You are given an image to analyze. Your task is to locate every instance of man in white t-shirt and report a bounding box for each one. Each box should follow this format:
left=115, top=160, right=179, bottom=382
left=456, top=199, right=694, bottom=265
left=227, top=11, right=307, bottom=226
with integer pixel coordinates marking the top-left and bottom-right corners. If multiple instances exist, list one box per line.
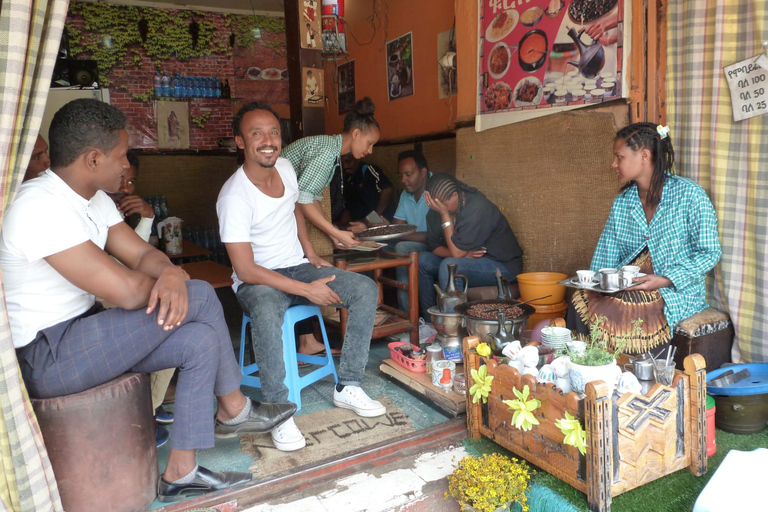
left=217, top=103, right=386, bottom=453
left=0, top=98, right=296, bottom=503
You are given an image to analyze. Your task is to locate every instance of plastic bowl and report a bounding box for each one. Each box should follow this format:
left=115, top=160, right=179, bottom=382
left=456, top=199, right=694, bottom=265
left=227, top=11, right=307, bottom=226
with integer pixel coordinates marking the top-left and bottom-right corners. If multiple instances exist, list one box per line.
left=516, top=272, right=568, bottom=305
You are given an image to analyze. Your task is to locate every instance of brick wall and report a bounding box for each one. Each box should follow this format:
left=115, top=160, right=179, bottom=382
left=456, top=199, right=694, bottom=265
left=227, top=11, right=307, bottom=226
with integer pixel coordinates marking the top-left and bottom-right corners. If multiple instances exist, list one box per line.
left=66, top=7, right=288, bottom=150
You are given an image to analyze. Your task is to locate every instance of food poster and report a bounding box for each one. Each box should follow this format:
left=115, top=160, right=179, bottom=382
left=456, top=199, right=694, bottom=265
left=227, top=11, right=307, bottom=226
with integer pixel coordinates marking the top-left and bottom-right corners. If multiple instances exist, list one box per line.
left=301, top=0, right=322, bottom=50
left=386, top=32, right=415, bottom=101
left=477, top=0, right=628, bottom=131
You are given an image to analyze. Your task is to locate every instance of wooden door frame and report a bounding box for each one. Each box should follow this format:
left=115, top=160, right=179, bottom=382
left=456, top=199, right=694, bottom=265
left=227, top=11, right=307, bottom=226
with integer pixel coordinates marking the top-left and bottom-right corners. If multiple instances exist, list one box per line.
left=629, top=0, right=667, bottom=124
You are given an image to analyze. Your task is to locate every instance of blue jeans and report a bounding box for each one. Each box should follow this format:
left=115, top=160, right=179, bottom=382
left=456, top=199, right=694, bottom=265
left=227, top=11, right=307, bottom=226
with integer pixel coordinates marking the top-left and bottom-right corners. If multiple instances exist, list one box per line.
left=393, top=241, right=428, bottom=312
left=418, top=252, right=517, bottom=315
left=236, top=263, right=379, bottom=403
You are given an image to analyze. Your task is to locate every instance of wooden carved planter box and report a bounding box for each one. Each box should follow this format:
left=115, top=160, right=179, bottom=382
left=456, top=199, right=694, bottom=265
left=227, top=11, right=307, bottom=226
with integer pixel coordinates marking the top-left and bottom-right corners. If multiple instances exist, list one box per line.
left=464, top=339, right=708, bottom=512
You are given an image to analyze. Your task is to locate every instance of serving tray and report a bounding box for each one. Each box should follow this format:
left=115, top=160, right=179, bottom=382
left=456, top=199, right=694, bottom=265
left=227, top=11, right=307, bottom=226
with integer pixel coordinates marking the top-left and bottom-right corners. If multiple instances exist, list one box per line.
left=558, top=276, right=640, bottom=294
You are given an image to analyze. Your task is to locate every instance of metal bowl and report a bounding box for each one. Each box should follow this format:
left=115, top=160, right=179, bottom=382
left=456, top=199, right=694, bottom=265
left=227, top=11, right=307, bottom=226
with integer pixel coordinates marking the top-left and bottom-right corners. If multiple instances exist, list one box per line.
left=428, top=306, right=466, bottom=337
left=454, top=299, right=535, bottom=344
left=357, top=224, right=417, bottom=241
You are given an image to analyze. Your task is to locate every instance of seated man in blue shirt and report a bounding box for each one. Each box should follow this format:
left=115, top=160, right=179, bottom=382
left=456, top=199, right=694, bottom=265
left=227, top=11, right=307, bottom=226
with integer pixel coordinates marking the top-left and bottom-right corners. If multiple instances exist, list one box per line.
left=391, top=150, right=431, bottom=311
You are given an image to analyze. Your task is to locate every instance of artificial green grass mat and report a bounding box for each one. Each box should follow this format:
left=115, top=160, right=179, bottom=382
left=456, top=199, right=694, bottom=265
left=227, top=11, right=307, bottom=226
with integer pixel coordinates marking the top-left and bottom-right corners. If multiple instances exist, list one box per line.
left=464, top=427, right=768, bottom=512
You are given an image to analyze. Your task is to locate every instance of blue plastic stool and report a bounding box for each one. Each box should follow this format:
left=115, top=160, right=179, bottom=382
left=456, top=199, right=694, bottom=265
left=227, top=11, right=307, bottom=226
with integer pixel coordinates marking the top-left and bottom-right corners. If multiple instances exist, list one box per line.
left=239, top=305, right=338, bottom=410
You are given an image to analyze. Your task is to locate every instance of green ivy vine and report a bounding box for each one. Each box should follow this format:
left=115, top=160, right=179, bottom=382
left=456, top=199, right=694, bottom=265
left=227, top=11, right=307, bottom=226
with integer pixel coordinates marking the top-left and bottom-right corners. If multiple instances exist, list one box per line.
left=66, top=2, right=286, bottom=87
left=191, top=112, right=211, bottom=129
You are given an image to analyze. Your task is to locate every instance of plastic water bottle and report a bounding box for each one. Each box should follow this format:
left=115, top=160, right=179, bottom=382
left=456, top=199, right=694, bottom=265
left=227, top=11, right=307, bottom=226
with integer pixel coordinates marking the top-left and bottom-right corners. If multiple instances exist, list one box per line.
left=215, top=78, right=222, bottom=98
left=202, top=77, right=210, bottom=98
left=154, top=72, right=162, bottom=98
left=161, top=73, right=170, bottom=97
left=171, top=73, right=178, bottom=97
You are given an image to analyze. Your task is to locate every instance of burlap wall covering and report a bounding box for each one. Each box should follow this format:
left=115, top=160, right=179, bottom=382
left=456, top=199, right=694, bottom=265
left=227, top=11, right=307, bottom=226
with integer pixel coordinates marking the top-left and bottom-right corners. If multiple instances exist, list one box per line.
left=307, top=189, right=334, bottom=257
left=456, top=106, right=629, bottom=277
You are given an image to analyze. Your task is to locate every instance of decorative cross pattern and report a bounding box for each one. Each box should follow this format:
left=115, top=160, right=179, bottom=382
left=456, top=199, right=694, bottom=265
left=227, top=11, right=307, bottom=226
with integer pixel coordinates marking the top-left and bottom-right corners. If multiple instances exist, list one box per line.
left=625, top=389, right=672, bottom=431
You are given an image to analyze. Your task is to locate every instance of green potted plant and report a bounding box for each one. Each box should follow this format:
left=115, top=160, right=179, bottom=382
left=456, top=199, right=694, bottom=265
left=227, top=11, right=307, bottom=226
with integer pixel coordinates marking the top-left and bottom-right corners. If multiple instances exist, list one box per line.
left=445, top=452, right=532, bottom=512
left=565, top=316, right=642, bottom=395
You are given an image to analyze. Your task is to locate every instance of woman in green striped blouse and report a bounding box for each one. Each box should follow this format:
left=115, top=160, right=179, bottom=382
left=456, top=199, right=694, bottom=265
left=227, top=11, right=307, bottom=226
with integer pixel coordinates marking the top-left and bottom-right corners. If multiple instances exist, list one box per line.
left=282, top=98, right=381, bottom=249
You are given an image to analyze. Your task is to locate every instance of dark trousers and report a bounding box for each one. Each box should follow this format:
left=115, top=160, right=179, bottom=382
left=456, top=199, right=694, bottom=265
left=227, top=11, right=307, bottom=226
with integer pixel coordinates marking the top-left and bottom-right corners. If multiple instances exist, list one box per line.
left=16, top=280, right=242, bottom=451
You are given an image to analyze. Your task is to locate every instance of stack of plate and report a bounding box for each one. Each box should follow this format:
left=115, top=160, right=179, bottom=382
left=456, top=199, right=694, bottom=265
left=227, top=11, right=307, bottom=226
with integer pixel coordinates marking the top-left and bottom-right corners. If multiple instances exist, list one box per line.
left=541, top=326, right=572, bottom=350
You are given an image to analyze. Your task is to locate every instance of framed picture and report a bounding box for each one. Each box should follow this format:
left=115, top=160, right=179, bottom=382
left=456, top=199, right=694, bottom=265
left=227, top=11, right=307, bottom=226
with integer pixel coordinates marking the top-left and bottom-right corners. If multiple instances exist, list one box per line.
left=338, top=60, right=356, bottom=114
left=386, top=32, right=414, bottom=101
left=302, top=67, right=324, bottom=107
left=156, top=101, right=189, bottom=149
left=300, top=0, right=322, bottom=50
left=437, top=29, right=457, bottom=99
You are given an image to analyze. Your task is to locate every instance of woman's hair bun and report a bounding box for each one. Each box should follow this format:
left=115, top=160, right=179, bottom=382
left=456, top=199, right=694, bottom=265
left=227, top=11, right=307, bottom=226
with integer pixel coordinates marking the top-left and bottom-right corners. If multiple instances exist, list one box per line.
left=354, top=97, right=375, bottom=116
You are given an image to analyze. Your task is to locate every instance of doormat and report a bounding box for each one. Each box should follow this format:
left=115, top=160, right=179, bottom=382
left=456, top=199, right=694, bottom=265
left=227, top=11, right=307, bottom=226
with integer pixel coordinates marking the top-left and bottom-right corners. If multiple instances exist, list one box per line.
left=240, top=397, right=413, bottom=477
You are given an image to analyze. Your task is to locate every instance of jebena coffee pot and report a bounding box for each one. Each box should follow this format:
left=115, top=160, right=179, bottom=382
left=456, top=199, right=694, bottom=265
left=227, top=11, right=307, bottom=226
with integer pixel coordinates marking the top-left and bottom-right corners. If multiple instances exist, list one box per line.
left=433, top=263, right=469, bottom=313
left=566, top=26, right=606, bottom=79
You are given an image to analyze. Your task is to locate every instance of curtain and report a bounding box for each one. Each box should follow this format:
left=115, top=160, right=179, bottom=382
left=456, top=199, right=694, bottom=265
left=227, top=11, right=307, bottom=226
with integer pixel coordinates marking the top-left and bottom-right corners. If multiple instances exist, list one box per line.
left=667, top=1, right=768, bottom=362
left=0, top=0, right=69, bottom=510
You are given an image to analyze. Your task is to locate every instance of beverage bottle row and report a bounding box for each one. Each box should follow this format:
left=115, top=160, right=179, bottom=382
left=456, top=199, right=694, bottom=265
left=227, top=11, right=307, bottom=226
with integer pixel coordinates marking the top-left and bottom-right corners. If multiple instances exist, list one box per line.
left=153, top=73, right=231, bottom=99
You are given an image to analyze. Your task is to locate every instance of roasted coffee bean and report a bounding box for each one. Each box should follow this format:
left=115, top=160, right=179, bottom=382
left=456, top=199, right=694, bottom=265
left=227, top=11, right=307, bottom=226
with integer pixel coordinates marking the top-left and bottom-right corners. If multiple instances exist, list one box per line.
left=358, top=224, right=415, bottom=238
left=569, top=0, right=618, bottom=23
left=466, top=303, right=524, bottom=320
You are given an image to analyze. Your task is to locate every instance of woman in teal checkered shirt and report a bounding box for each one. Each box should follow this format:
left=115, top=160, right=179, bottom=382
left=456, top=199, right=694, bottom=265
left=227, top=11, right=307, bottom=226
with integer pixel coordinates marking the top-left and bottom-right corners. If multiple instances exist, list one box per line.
left=569, top=122, right=722, bottom=355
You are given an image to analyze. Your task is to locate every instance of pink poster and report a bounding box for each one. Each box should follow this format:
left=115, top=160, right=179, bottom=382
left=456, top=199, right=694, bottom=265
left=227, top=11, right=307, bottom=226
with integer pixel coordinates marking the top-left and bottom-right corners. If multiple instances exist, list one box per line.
left=477, top=0, right=625, bottom=127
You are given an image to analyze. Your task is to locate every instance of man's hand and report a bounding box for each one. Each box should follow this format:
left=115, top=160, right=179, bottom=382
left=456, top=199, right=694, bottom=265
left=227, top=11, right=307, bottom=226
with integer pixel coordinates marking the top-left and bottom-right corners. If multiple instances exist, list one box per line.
left=630, top=274, right=672, bottom=292
left=119, top=195, right=155, bottom=219
left=147, top=266, right=190, bottom=330
left=424, top=191, right=451, bottom=216
left=334, top=229, right=361, bottom=248
left=307, top=254, right=333, bottom=269
left=347, top=221, right=367, bottom=233
left=302, top=275, right=342, bottom=305
left=466, top=249, right=487, bottom=259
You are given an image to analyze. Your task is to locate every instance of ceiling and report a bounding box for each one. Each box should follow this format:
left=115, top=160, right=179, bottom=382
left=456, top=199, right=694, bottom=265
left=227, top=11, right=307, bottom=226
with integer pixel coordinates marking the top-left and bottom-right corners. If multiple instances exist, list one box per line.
left=96, top=0, right=286, bottom=16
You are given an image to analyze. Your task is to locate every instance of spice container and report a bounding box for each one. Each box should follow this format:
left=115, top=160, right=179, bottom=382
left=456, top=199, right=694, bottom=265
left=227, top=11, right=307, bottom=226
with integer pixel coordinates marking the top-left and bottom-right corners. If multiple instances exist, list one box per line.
left=425, top=343, right=443, bottom=373
left=440, top=368, right=453, bottom=393
left=453, top=373, right=466, bottom=394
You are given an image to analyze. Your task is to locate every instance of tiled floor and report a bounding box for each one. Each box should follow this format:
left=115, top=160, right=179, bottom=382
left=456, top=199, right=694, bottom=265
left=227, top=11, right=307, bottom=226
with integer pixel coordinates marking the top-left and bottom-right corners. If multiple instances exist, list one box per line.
left=150, top=288, right=452, bottom=510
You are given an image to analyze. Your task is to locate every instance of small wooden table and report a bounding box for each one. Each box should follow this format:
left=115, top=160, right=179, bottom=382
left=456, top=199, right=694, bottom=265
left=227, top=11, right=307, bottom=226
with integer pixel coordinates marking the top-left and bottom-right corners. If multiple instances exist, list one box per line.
left=180, top=260, right=233, bottom=289
left=167, top=240, right=212, bottom=262
left=323, top=250, right=419, bottom=346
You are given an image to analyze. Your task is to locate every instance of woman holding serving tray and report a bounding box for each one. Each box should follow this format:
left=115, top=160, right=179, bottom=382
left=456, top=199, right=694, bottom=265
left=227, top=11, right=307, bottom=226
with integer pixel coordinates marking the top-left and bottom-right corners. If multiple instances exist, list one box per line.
left=568, top=122, right=722, bottom=354
left=281, top=97, right=381, bottom=249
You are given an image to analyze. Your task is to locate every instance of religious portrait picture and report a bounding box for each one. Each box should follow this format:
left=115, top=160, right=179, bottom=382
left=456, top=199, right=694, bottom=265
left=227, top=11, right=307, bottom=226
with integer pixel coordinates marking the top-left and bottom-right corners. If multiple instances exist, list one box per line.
left=156, top=101, right=189, bottom=149
left=386, top=32, right=415, bottom=101
left=337, top=60, right=356, bottom=114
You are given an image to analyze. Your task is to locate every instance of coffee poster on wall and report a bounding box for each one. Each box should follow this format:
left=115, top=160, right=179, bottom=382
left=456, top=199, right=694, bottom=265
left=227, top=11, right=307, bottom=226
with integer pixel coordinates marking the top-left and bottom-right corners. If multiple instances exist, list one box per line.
left=476, top=0, right=629, bottom=131
left=386, top=32, right=414, bottom=101
left=300, top=0, right=322, bottom=50
left=338, top=60, right=356, bottom=114
left=302, top=67, right=324, bottom=107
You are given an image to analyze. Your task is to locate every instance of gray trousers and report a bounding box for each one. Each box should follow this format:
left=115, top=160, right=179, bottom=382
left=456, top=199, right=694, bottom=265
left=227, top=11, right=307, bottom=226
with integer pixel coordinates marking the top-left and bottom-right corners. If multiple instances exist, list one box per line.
left=236, top=263, right=378, bottom=403
left=16, top=280, right=242, bottom=451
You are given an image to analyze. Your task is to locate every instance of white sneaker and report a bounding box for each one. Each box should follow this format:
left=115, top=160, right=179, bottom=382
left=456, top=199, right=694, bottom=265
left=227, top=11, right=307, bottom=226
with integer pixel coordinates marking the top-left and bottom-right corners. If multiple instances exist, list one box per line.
left=333, top=386, right=387, bottom=417
left=270, top=417, right=306, bottom=452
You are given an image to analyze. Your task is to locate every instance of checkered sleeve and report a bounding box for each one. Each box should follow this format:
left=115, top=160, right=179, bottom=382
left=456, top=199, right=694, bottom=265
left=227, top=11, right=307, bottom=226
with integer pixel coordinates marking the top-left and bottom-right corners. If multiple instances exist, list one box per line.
left=590, top=199, right=623, bottom=271
left=663, top=186, right=722, bottom=291
left=293, top=136, right=342, bottom=204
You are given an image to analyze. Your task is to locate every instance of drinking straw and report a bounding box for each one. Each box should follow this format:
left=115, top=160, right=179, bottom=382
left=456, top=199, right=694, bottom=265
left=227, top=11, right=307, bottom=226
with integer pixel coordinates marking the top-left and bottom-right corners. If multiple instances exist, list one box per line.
left=665, top=346, right=672, bottom=366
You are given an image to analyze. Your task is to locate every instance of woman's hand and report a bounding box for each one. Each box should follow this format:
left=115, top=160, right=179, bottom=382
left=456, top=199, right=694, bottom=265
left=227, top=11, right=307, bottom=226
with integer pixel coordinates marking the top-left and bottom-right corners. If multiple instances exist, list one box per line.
left=334, top=229, right=361, bottom=248
left=347, top=221, right=367, bottom=233
left=631, top=273, right=672, bottom=291
left=424, top=191, right=450, bottom=216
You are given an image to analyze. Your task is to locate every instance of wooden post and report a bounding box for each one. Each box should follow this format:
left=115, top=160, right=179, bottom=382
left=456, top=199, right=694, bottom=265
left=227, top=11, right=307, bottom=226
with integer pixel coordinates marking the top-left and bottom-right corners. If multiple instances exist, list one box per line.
left=684, top=353, right=708, bottom=477
left=463, top=336, right=482, bottom=439
left=284, top=0, right=325, bottom=137
left=408, top=251, right=419, bottom=346
left=373, top=268, right=384, bottom=305
left=585, top=382, right=612, bottom=512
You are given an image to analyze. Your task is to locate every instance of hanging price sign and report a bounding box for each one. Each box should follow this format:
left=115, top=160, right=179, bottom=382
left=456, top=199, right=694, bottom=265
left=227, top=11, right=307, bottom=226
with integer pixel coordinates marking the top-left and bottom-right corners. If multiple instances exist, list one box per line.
left=724, top=54, right=768, bottom=122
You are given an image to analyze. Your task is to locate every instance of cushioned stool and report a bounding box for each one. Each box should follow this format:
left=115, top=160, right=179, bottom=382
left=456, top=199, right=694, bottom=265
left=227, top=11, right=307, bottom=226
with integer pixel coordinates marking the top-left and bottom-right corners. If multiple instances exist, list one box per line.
left=671, top=307, right=734, bottom=372
left=239, top=304, right=338, bottom=410
left=31, top=373, right=157, bottom=512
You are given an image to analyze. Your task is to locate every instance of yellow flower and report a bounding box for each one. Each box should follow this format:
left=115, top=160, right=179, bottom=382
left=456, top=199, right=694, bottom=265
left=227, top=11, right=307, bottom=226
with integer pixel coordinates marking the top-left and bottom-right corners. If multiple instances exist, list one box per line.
left=476, top=342, right=492, bottom=358
left=446, top=453, right=531, bottom=512
left=555, top=411, right=587, bottom=455
left=503, top=385, right=541, bottom=431
left=469, top=364, right=494, bottom=404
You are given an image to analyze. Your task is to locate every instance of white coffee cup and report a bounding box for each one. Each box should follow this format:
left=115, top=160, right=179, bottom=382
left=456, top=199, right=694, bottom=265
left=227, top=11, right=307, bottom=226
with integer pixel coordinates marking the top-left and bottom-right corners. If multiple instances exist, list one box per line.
left=577, top=270, right=596, bottom=284
left=621, top=265, right=641, bottom=278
